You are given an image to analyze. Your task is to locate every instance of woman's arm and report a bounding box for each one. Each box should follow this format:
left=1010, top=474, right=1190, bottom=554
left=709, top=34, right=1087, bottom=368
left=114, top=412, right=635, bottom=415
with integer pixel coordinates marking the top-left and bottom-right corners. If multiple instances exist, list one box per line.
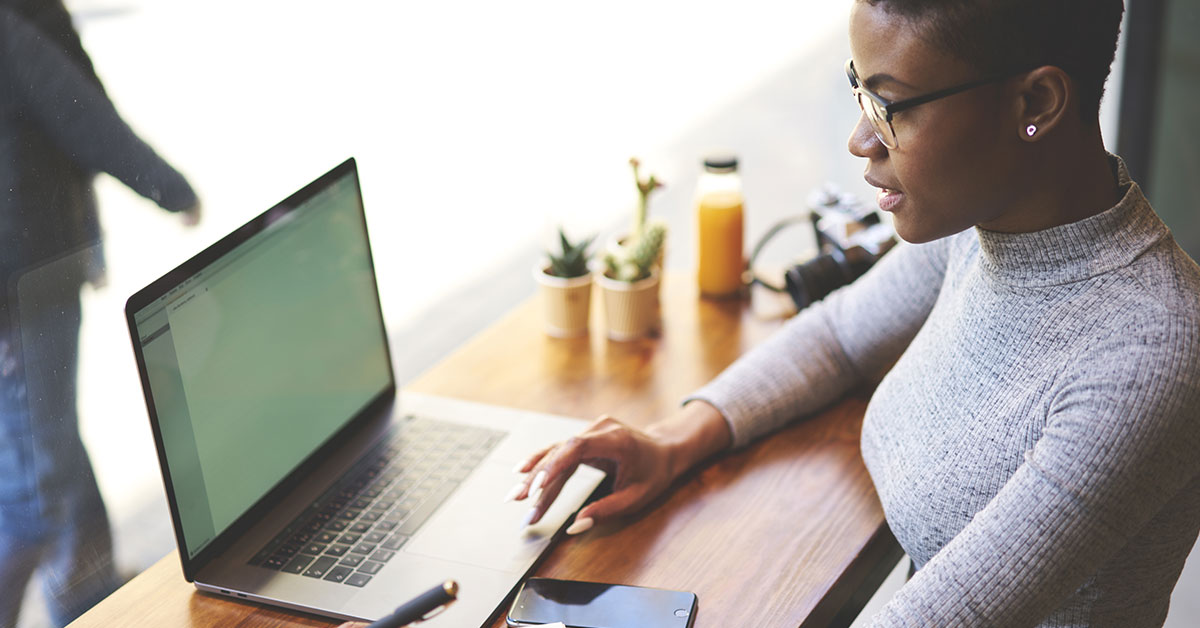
left=514, top=234, right=956, bottom=529
left=692, top=233, right=954, bottom=448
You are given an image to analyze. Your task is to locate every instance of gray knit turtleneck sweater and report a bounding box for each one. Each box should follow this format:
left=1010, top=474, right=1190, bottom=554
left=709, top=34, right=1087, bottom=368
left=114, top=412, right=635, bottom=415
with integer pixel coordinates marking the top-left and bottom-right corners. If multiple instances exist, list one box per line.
left=690, top=156, right=1200, bottom=627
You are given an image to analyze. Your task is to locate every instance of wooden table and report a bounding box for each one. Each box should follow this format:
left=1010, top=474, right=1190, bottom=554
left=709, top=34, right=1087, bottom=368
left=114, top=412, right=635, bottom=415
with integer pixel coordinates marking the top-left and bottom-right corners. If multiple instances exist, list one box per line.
left=70, top=274, right=901, bottom=628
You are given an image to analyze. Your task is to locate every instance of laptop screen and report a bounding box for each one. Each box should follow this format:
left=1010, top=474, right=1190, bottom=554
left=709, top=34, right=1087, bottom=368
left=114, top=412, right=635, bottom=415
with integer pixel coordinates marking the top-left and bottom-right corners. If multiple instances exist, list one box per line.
left=129, top=162, right=392, bottom=560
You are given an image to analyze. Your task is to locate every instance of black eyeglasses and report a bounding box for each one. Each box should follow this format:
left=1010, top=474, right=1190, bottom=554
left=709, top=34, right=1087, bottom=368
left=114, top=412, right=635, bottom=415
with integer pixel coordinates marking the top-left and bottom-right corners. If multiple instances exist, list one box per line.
left=846, top=59, right=1025, bottom=149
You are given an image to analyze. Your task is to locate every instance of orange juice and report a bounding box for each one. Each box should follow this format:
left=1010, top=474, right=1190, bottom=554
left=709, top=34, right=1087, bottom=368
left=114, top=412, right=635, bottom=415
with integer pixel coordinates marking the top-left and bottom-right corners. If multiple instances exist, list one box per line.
left=697, top=192, right=744, bottom=296
left=696, top=155, right=745, bottom=298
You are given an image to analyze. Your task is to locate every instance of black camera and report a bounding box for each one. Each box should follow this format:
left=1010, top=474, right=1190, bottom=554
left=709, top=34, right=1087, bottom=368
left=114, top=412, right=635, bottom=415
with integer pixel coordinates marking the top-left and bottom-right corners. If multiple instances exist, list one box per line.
left=749, top=186, right=897, bottom=311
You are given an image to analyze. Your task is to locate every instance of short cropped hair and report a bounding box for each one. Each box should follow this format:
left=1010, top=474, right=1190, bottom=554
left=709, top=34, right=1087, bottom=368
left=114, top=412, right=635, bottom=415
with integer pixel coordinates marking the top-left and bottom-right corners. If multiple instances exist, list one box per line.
left=861, top=0, right=1125, bottom=120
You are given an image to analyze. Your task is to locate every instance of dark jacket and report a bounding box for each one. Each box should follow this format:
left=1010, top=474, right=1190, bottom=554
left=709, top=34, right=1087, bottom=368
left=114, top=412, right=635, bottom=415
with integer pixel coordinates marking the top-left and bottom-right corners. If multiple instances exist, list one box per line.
left=0, top=6, right=195, bottom=325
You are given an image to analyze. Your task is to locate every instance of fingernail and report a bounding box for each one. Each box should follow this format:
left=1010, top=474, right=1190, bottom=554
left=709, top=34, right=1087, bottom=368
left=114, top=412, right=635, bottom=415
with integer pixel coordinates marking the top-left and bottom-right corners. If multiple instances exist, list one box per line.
left=566, top=517, right=594, bottom=535
left=520, top=508, right=537, bottom=528
left=503, top=482, right=525, bottom=503
left=513, top=461, right=527, bottom=474
left=530, top=470, right=548, bottom=492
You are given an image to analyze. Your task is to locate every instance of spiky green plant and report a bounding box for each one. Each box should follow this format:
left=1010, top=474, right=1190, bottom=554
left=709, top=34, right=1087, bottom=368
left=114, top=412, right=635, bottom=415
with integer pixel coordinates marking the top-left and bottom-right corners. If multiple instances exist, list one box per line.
left=604, top=221, right=666, bottom=282
left=546, top=228, right=595, bottom=278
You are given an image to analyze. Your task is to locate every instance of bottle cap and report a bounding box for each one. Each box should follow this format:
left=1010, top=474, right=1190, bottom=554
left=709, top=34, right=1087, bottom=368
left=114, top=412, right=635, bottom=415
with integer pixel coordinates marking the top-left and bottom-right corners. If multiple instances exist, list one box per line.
left=703, top=155, right=739, bottom=173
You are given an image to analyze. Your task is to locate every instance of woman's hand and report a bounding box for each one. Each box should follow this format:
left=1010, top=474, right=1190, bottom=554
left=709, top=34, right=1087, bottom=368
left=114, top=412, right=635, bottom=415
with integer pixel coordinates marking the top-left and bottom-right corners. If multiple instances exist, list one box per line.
left=506, top=401, right=732, bottom=535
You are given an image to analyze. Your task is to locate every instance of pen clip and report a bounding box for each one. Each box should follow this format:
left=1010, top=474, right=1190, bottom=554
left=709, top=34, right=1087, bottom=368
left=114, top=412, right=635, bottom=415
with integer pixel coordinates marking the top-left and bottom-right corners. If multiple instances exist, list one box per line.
left=413, top=603, right=450, bottom=623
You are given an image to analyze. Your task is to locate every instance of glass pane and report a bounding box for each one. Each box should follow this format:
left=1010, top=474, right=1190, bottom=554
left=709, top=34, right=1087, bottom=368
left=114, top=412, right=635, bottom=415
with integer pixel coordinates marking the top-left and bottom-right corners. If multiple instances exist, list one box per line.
left=1147, top=0, right=1200, bottom=258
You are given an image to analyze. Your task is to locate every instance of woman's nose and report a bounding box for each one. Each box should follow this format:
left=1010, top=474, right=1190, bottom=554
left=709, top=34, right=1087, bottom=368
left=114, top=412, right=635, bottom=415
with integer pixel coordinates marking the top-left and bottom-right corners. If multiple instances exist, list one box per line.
left=848, top=112, right=887, bottom=159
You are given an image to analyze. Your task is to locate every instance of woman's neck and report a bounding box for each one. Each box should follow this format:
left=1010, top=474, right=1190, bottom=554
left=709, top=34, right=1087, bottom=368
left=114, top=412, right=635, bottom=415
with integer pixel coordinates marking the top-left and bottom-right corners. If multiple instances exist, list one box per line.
left=979, top=124, right=1121, bottom=234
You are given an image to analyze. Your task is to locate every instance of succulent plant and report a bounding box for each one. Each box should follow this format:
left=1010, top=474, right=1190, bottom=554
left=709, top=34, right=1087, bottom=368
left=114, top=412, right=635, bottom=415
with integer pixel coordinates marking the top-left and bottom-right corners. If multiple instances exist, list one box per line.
left=545, top=228, right=595, bottom=278
left=604, top=220, right=666, bottom=282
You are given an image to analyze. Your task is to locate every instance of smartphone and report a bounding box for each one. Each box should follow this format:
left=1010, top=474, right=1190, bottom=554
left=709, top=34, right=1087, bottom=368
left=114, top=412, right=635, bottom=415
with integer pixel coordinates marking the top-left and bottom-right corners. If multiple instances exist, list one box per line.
left=506, top=577, right=697, bottom=628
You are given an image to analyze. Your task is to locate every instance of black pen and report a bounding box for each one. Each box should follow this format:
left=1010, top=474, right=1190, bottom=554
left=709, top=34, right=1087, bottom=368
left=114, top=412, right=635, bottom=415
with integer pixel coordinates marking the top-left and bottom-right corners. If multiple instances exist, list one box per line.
left=364, top=580, right=459, bottom=628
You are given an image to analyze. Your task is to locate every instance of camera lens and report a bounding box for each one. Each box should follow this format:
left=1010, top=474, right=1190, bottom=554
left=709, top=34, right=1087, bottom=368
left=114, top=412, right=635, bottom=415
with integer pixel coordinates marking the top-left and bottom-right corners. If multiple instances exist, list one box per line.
left=784, top=250, right=855, bottom=310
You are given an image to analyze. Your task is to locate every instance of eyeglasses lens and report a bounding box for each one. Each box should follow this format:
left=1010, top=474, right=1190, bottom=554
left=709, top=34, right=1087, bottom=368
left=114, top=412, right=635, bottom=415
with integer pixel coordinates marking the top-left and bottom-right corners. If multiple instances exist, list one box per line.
left=854, top=92, right=897, bottom=149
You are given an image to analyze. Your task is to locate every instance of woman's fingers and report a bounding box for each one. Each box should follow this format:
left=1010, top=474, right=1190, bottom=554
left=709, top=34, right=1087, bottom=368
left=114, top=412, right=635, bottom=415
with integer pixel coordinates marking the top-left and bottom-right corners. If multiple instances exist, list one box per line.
left=526, top=426, right=655, bottom=528
left=513, top=444, right=554, bottom=475
left=567, top=482, right=653, bottom=535
left=520, top=435, right=591, bottom=524
left=509, top=415, right=664, bottom=531
left=509, top=416, right=620, bottom=503
left=504, top=444, right=560, bottom=503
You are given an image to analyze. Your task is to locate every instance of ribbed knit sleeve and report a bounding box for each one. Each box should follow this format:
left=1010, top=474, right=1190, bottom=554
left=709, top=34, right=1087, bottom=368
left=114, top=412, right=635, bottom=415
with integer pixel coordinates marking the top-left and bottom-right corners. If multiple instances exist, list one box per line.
left=866, top=313, right=1200, bottom=627
left=0, top=8, right=197, bottom=212
left=687, top=234, right=952, bottom=448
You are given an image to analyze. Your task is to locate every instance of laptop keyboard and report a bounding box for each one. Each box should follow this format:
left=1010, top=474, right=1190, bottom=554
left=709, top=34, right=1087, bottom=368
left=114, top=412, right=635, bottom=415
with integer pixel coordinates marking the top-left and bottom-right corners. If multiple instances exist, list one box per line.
left=249, top=416, right=504, bottom=587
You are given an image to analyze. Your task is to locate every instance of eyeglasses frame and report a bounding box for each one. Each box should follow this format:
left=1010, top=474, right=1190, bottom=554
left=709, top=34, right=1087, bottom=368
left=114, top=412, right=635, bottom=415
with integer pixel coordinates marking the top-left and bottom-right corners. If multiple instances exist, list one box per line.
left=845, top=59, right=1031, bottom=148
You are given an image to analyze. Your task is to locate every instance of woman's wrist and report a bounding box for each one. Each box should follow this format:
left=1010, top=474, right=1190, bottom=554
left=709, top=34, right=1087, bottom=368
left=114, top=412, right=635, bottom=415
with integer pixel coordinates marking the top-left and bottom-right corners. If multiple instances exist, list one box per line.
left=646, top=400, right=732, bottom=481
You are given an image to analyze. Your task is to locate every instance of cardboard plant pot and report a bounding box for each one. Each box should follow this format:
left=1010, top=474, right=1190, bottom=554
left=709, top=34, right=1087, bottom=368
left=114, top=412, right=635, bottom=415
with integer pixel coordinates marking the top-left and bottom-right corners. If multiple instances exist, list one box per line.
left=597, top=270, right=660, bottom=341
left=534, top=264, right=593, bottom=337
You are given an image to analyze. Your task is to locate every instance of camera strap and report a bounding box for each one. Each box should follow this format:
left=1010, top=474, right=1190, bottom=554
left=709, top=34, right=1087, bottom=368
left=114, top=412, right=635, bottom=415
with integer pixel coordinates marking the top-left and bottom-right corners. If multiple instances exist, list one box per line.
left=746, top=214, right=813, bottom=292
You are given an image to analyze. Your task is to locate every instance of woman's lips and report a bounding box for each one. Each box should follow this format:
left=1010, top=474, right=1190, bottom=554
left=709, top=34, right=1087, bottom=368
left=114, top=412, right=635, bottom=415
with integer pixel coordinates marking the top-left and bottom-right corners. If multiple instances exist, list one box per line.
left=876, top=187, right=904, bottom=212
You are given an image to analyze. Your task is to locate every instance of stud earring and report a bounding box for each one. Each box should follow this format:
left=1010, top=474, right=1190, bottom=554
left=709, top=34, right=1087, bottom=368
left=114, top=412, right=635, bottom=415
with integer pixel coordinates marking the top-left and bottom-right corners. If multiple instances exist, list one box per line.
left=1026, top=124, right=1038, bottom=137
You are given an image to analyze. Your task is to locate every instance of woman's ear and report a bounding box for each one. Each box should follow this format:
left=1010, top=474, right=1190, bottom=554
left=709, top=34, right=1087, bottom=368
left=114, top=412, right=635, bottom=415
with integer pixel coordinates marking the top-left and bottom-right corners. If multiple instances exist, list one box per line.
left=1014, top=66, right=1072, bottom=142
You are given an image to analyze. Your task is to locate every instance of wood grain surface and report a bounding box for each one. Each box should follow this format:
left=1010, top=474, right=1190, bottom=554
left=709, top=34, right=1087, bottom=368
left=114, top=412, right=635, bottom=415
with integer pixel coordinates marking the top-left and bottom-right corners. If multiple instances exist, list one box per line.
left=69, top=274, right=900, bottom=628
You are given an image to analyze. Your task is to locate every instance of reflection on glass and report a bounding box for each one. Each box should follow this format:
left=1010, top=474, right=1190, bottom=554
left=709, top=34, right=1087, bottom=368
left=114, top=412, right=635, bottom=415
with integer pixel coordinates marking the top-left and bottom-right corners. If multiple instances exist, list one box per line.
left=0, top=2, right=199, bottom=625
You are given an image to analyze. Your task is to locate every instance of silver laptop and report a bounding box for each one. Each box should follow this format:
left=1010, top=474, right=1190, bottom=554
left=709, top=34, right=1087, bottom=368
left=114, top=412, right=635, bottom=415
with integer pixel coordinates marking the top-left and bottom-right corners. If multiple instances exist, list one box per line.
left=124, top=157, right=604, bottom=625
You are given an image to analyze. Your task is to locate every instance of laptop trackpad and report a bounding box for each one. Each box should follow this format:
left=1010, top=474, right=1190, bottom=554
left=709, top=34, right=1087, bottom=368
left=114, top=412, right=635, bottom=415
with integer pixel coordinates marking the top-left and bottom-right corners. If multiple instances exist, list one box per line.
left=403, top=460, right=603, bottom=572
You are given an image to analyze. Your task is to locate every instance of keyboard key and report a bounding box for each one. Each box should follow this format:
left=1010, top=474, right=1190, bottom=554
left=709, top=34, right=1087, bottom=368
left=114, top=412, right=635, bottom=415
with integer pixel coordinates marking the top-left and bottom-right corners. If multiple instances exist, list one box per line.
left=303, top=543, right=327, bottom=555
left=283, top=554, right=316, bottom=575
left=339, top=554, right=364, bottom=568
left=264, top=554, right=288, bottom=570
left=375, top=520, right=398, bottom=532
left=382, top=534, right=409, bottom=551
left=369, top=549, right=395, bottom=563
left=346, top=573, right=372, bottom=588
left=349, top=522, right=372, bottom=534
left=339, top=533, right=362, bottom=545
left=324, top=566, right=354, bottom=584
left=325, top=520, right=348, bottom=532
left=364, top=531, right=386, bottom=544
left=352, top=543, right=377, bottom=555
left=358, top=560, right=384, bottom=575
left=359, top=511, right=383, bottom=523
left=316, top=531, right=338, bottom=544
left=325, top=543, right=352, bottom=557
left=250, top=547, right=274, bottom=566
left=303, top=556, right=337, bottom=579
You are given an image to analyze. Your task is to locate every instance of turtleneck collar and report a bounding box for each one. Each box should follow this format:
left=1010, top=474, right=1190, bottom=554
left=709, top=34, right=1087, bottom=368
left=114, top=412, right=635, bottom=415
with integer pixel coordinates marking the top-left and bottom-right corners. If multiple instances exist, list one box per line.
left=975, top=154, right=1168, bottom=287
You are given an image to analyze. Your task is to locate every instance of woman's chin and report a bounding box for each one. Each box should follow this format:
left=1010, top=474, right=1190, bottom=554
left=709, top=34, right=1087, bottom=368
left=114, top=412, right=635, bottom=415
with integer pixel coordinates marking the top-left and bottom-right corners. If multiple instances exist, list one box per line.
left=891, top=214, right=965, bottom=245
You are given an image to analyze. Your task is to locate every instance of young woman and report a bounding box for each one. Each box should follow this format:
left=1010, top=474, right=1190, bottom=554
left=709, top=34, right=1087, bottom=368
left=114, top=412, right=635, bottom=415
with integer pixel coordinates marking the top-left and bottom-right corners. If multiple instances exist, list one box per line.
left=506, top=0, right=1200, bottom=626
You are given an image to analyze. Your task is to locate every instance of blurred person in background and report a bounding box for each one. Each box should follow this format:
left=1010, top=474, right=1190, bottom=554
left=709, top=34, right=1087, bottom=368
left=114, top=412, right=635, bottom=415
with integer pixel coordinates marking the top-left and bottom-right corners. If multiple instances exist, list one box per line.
left=0, top=2, right=200, bottom=625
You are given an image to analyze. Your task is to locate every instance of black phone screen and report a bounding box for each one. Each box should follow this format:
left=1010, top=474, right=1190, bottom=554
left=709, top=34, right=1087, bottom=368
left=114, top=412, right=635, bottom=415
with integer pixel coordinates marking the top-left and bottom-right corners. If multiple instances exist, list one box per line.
left=507, top=578, right=696, bottom=628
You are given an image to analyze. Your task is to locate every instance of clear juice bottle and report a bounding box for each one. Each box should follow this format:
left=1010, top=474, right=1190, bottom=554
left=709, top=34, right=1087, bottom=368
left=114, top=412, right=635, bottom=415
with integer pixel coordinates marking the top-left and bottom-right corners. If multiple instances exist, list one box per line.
left=696, top=155, right=745, bottom=298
